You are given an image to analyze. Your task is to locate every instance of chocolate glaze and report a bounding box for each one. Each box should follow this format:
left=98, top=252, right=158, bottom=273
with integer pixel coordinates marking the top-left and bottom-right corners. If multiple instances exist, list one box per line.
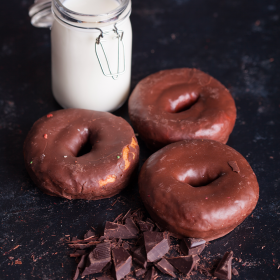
left=139, top=140, right=259, bottom=241
left=128, top=68, right=236, bottom=150
left=23, top=109, right=139, bottom=200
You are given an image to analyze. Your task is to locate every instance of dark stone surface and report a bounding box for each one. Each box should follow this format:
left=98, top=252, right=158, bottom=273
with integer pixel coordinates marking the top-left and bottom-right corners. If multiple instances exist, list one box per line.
left=0, top=0, right=279, bottom=279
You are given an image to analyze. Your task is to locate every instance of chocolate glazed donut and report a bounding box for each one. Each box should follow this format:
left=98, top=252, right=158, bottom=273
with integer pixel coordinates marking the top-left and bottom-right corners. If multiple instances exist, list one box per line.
left=128, top=68, right=236, bottom=150
left=139, top=140, right=259, bottom=241
left=24, top=109, right=139, bottom=200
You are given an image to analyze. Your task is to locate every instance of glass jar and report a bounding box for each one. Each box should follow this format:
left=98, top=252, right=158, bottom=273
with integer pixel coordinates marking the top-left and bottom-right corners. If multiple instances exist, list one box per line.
left=29, top=0, right=132, bottom=112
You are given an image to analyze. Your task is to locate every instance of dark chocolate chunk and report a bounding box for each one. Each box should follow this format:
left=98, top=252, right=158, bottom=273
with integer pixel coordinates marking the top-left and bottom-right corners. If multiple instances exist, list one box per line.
left=214, top=251, right=233, bottom=280
left=73, top=254, right=87, bottom=280
left=155, top=258, right=176, bottom=277
left=232, top=267, right=239, bottom=276
left=82, top=242, right=111, bottom=277
left=138, top=221, right=154, bottom=232
left=104, top=220, right=138, bottom=239
left=135, top=267, right=147, bottom=277
left=144, top=231, right=170, bottom=262
left=124, top=218, right=139, bottom=236
left=185, top=238, right=206, bottom=248
left=112, top=247, right=132, bottom=280
left=180, top=238, right=205, bottom=255
left=228, top=161, right=240, bottom=173
left=144, top=266, right=157, bottom=280
left=132, top=246, right=147, bottom=268
left=166, top=255, right=198, bottom=275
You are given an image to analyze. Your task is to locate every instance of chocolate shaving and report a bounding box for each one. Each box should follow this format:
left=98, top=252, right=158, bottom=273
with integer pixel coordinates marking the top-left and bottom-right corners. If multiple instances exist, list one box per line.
left=144, top=231, right=169, bottom=262
left=112, top=247, right=132, bottom=280
left=155, top=258, right=176, bottom=277
left=70, top=250, right=86, bottom=258
left=122, top=209, right=132, bottom=222
left=228, top=161, right=240, bottom=173
left=214, top=251, right=233, bottom=280
left=68, top=241, right=101, bottom=249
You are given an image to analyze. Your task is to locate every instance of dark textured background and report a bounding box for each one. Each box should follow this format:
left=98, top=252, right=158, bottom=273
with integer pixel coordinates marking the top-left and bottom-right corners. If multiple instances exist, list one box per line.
left=0, top=0, right=280, bottom=279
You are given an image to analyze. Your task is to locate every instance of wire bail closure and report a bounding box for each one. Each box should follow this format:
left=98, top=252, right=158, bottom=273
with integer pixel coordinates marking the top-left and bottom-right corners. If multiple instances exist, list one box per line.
left=95, top=25, right=125, bottom=80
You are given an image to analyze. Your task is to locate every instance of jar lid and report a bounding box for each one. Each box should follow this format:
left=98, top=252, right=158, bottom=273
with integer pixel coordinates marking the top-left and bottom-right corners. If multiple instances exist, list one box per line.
left=29, top=0, right=53, bottom=28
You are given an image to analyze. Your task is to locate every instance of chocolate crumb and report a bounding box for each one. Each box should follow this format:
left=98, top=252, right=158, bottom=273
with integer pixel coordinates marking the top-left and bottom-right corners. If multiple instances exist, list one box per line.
left=232, top=267, right=239, bottom=276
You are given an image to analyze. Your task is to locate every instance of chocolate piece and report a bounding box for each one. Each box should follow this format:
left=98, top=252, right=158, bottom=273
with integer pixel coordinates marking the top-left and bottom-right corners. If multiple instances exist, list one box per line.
left=155, top=258, right=176, bottom=277
left=228, top=161, right=240, bottom=173
left=104, top=220, right=138, bottom=239
left=73, top=254, right=87, bottom=280
left=144, top=231, right=169, bottom=262
left=144, top=267, right=157, bottom=280
left=180, top=238, right=205, bottom=255
left=166, top=255, right=198, bottom=275
left=232, top=267, right=239, bottom=276
left=214, top=251, right=233, bottom=280
left=124, top=218, right=139, bottom=236
left=132, top=246, right=147, bottom=268
left=138, top=221, right=154, bottom=232
left=135, top=268, right=147, bottom=277
left=82, top=242, right=111, bottom=277
left=23, top=109, right=140, bottom=200
left=112, top=247, right=132, bottom=280
left=138, top=140, right=259, bottom=241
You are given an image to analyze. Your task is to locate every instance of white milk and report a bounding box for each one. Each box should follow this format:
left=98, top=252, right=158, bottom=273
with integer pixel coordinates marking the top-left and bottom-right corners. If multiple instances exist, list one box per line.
left=51, top=0, right=132, bottom=112
left=63, top=0, right=119, bottom=14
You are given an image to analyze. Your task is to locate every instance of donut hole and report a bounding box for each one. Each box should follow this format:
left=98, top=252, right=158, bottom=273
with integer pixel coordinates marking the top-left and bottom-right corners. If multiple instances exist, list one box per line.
left=172, top=94, right=200, bottom=113
left=77, top=138, right=93, bottom=157
left=162, top=83, right=200, bottom=113
left=189, top=173, right=224, bottom=188
left=177, top=168, right=224, bottom=187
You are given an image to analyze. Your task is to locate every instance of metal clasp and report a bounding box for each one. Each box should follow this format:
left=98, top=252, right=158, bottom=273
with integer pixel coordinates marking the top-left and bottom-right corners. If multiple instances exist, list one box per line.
left=95, top=25, right=125, bottom=80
